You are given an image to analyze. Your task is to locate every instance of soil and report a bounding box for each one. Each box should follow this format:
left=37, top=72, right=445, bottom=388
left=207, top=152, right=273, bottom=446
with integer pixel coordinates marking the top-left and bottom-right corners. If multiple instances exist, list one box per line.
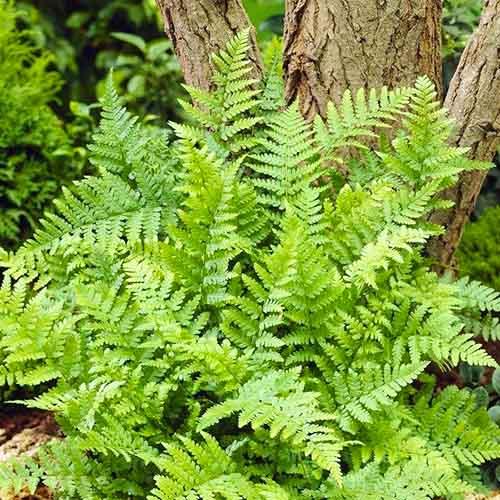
left=0, top=407, right=60, bottom=500
left=0, top=408, right=59, bottom=444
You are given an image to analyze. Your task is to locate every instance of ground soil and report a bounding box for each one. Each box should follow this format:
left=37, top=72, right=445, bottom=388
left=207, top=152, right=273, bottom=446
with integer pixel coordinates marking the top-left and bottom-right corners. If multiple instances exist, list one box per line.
left=0, top=407, right=59, bottom=500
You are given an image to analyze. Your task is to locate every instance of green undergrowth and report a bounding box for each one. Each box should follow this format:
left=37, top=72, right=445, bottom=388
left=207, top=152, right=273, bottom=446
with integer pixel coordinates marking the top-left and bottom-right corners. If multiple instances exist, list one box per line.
left=0, top=32, right=499, bottom=499
left=0, top=0, right=77, bottom=248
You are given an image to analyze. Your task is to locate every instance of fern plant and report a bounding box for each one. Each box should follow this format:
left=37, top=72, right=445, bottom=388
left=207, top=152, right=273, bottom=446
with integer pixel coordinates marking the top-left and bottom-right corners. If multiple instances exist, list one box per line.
left=0, top=0, right=76, bottom=248
left=1, top=32, right=499, bottom=500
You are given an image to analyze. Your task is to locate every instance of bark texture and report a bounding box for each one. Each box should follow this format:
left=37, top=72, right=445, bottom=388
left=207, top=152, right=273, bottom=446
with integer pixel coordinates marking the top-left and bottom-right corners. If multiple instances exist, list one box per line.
left=428, top=0, right=500, bottom=270
left=155, top=0, right=262, bottom=90
left=283, top=0, right=442, bottom=119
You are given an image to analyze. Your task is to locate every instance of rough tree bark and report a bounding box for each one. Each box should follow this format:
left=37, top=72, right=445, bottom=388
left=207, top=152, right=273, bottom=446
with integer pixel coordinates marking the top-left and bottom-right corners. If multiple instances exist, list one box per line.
left=155, top=0, right=262, bottom=91
left=282, top=0, right=442, bottom=119
left=428, top=0, right=500, bottom=270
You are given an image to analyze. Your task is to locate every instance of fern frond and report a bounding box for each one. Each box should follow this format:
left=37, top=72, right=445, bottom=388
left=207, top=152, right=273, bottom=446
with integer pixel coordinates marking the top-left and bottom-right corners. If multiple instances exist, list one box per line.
left=456, top=276, right=500, bottom=312
left=413, top=385, right=500, bottom=469
left=250, top=103, right=323, bottom=212
left=198, top=369, right=345, bottom=483
left=317, top=453, right=470, bottom=500
left=315, top=85, right=412, bottom=161
left=181, top=30, right=262, bottom=159
left=150, top=434, right=270, bottom=500
left=333, top=362, right=428, bottom=432
left=88, top=73, right=141, bottom=176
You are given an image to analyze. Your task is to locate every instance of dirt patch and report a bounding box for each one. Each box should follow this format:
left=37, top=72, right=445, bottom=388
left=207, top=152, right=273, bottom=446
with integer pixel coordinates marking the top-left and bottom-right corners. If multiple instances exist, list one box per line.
left=0, top=409, right=58, bottom=444
left=0, top=408, right=60, bottom=500
left=12, top=485, right=53, bottom=500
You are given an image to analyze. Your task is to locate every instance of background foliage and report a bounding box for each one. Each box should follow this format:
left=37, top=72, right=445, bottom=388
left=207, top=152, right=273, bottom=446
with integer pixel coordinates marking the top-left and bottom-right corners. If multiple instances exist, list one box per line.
left=459, top=206, right=500, bottom=291
left=0, top=1, right=75, bottom=248
left=17, top=0, right=183, bottom=122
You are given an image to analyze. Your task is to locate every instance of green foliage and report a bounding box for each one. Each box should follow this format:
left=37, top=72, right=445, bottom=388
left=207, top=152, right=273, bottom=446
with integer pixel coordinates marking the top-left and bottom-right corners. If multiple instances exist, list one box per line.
left=178, top=30, right=263, bottom=159
left=0, top=0, right=77, bottom=248
left=18, top=0, right=184, bottom=124
left=458, top=205, right=500, bottom=292
left=442, top=0, right=482, bottom=59
left=95, top=31, right=183, bottom=123
left=242, top=0, right=284, bottom=39
left=1, top=33, right=499, bottom=499
left=442, top=0, right=483, bottom=88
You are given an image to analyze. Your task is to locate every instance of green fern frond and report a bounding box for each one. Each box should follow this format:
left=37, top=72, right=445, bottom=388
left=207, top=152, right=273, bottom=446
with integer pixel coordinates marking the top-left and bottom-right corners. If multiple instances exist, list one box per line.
left=150, top=433, right=271, bottom=500
left=413, top=385, right=500, bottom=470
left=317, top=453, right=470, bottom=500
left=181, top=30, right=262, bottom=159
left=261, top=37, right=284, bottom=112
left=333, top=362, right=428, bottom=432
left=314, top=85, right=412, bottom=162
left=456, top=276, right=500, bottom=312
left=250, top=103, right=323, bottom=212
left=89, top=73, right=141, bottom=175
left=198, top=369, right=345, bottom=483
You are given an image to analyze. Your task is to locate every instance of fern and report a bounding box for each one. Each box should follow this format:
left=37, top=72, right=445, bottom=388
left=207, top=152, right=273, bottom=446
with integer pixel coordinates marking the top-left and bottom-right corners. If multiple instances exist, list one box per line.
left=314, top=85, right=412, bottom=163
left=0, top=0, right=75, bottom=247
left=314, top=453, right=471, bottom=499
left=3, top=76, right=179, bottom=281
left=260, top=37, right=285, bottom=113
left=198, top=369, right=345, bottom=483
left=180, top=29, right=262, bottom=159
left=150, top=434, right=287, bottom=500
left=250, top=103, right=323, bottom=212
left=0, top=32, right=498, bottom=500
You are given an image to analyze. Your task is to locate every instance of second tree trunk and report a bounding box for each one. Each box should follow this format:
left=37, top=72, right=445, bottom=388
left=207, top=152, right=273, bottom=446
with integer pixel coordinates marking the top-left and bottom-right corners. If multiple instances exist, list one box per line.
left=283, top=0, right=442, bottom=119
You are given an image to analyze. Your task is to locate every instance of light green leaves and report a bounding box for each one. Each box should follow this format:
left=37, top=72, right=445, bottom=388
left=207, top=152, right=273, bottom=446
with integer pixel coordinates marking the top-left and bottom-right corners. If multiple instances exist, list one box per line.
left=0, top=32, right=497, bottom=500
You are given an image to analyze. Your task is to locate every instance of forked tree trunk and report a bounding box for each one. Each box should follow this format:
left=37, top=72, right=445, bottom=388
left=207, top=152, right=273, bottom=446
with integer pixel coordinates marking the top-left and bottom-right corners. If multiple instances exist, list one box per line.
left=155, top=0, right=262, bottom=91
left=155, top=0, right=500, bottom=269
left=428, top=0, right=500, bottom=270
left=283, top=0, right=443, bottom=119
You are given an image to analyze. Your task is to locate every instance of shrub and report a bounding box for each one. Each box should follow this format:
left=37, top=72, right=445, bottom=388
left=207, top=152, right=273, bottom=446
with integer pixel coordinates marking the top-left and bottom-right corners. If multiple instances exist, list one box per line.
left=443, top=0, right=483, bottom=87
left=243, top=0, right=285, bottom=38
left=458, top=206, right=500, bottom=291
left=18, top=0, right=184, bottom=123
left=0, top=33, right=499, bottom=499
left=442, top=0, right=482, bottom=59
left=0, top=0, right=75, bottom=248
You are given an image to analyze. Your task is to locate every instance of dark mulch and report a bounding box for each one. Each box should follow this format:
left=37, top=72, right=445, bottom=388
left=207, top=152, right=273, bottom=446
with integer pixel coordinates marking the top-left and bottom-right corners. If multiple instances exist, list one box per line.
left=12, top=485, right=53, bottom=500
left=0, top=408, right=59, bottom=444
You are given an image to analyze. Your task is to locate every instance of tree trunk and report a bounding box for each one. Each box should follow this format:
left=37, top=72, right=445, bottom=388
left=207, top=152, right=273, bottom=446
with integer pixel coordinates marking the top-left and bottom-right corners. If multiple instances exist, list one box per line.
left=155, top=0, right=262, bottom=91
left=155, top=0, right=500, bottom=269
left=428, top=0, right=500, bottom=270
left=283, top=0, right=442, bottom=119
